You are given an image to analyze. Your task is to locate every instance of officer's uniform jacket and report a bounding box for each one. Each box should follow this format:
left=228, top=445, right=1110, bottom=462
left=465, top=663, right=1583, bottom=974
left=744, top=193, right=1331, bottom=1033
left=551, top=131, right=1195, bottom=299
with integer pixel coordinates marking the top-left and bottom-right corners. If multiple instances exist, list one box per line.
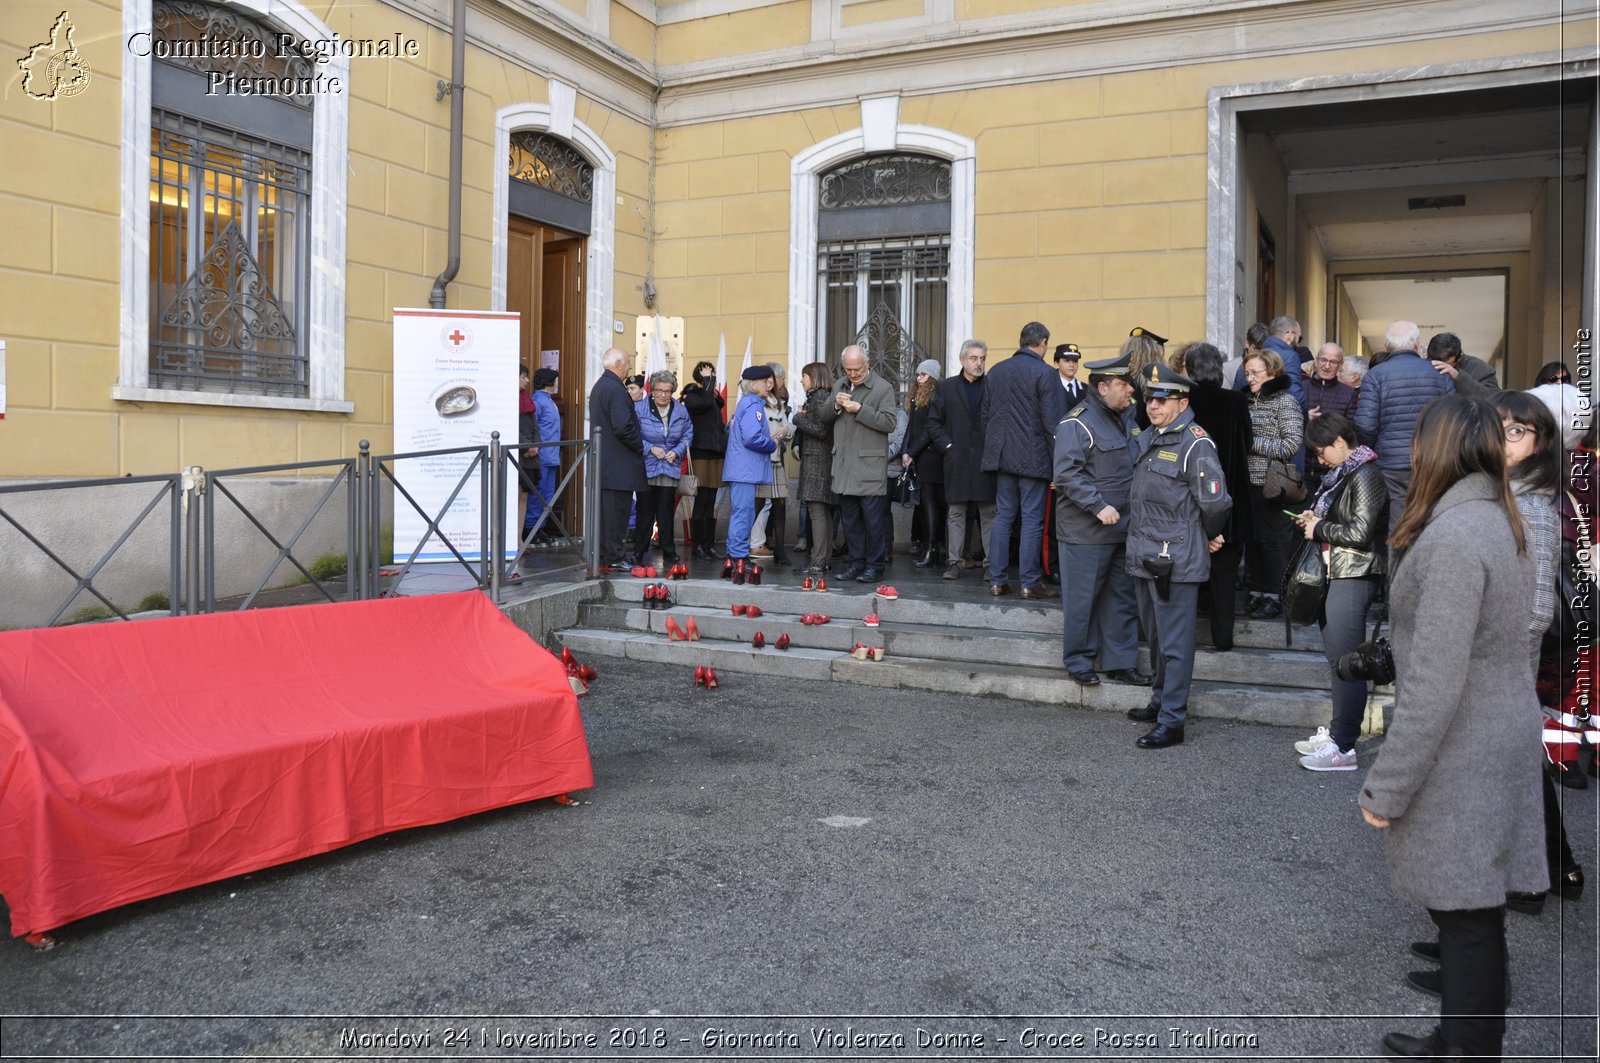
left=1124, top=408, right=1232, bottom=583
left=1052, top=390, right=1138, bottom=546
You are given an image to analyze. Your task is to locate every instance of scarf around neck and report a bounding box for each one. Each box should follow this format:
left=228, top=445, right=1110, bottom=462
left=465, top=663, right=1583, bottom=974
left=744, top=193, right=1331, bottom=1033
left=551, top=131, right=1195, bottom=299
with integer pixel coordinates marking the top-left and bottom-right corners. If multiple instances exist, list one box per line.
left=1313, top=444, right=1376, bottom=518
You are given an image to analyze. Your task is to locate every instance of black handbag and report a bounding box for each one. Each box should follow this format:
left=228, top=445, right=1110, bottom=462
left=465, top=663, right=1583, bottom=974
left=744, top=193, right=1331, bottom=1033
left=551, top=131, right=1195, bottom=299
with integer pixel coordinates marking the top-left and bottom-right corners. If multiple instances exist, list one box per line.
left=1281, top=537, right=1330, bottom=634
left=891, top=465, right=920, bottom=508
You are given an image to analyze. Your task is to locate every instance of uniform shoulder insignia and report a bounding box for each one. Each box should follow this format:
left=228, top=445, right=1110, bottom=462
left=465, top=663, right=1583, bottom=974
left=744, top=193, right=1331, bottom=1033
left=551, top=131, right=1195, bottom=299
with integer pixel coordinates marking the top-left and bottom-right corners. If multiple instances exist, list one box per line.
left=1067, top=404, right=1086, bottom=419
left=1190, top=425, right=1207, bottom=438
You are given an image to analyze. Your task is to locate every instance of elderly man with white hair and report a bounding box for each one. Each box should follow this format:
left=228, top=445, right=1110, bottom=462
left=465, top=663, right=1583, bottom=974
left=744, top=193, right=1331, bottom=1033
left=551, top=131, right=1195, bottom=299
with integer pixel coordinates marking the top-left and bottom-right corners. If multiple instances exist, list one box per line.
left=1354, top=320, right=1454, bottom=537
left=589, top=347, right=647, bottom=571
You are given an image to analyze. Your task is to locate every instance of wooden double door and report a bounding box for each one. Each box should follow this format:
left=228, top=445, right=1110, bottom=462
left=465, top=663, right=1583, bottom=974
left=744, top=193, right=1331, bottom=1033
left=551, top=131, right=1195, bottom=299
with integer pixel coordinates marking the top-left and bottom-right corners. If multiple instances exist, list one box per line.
left=507, top=216, right=586, bottom=537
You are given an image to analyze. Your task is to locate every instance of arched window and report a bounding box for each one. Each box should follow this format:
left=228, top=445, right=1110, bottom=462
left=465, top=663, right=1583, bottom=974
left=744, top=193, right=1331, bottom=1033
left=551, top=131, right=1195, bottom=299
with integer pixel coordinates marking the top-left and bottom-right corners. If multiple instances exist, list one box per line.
left=816, top=153, right=950, bottom=397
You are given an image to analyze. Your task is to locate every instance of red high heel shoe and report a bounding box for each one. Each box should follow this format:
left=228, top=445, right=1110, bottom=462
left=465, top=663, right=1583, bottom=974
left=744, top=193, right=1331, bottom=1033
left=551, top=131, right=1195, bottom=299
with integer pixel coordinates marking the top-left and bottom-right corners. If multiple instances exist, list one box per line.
left=641, top=585, right=656, bottom=610
left=665, top=616, right=686, bottom=641
left=694, top=665, right=707, bottom=688
left=733, top=559, right=747, bottom=586
left=745, top=605, right=763, bottom=618
left=560, top=647, right=577, bottom=666
left=685, top=616, right=701, bottom=641
left=576, top=663, right=597, bottom=682
left=802, top=577, right=814, bottom=591
left=644, top=565, right=657, bottom=578
left=752, top=631, right=765, bottom=649
left=655, top=583, right=671, bottom=609
left=816, top=578, right=828, bottom=592
left=732, top=604, right=748, bottom=616
left=775, top=633, right=791, bottom=651
left=748, top=563, right=762, bottom=586
left=704, top=667, right=719, bottom=689
left=721, top=558, right=734, bottom=580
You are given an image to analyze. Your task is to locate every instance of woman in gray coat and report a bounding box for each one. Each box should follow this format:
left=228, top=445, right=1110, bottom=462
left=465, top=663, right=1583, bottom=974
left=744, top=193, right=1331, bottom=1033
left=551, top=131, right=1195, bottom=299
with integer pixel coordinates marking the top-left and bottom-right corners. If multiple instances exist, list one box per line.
left=1361, top=396, right=1546, bottom=1062
left=791, top=362, right=839, bottom=576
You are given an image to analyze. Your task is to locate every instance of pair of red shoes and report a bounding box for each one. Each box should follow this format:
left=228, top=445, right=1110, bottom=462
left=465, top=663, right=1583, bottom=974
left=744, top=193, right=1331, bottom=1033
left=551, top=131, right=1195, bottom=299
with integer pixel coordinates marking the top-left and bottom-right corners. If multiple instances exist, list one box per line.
left=560, top=647, right=597, bottom=695
left=799, top=613, right=831, bottom=625
left=665, top=616, right=702, bottom=641
left=800, top=577, right=830, bottom=591
left=751, top=632, right=791, bottom=650
left=731, top=603, right=763, bottom=617
left=629, top=564, right=659, bottom=578
left=693, top=665, right=721, bottom=689
left=665, top=563, right=689, bottom=580
left=851, top=642, right=886, bottom=661
left=642, top=584, right=672, bottom=609
left=720, top=558, right=762, bottom=585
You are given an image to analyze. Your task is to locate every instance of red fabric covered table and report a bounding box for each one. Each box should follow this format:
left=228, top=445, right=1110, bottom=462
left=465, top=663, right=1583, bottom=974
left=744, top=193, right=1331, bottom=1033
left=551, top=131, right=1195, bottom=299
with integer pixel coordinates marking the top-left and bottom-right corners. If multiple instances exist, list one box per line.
left=0, top=591, right=591, bottom=937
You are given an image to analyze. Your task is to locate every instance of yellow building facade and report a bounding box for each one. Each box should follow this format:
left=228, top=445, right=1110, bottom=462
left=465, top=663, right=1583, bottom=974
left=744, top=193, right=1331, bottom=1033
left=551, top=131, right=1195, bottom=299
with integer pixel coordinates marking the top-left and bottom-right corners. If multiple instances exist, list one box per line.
left=1, top=0, right=1595, bottom=480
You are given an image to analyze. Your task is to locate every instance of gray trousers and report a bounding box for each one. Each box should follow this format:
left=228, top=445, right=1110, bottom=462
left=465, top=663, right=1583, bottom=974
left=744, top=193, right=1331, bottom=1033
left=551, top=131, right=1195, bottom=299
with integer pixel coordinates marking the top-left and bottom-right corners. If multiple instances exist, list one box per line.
left=946, top=501, right=995, bottom=565
left=1060, top=541, right=1140, bottom=674
left=1135, top=577, right=1201, bottom=727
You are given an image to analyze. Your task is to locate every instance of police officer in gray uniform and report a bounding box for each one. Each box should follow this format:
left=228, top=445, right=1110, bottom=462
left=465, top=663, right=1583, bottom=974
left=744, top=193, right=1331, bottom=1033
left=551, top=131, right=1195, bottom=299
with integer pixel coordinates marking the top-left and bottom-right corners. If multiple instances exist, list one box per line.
left=1125, top=363, right=1232, bottom=748
left=1053, top=351, right=1151, bottom=688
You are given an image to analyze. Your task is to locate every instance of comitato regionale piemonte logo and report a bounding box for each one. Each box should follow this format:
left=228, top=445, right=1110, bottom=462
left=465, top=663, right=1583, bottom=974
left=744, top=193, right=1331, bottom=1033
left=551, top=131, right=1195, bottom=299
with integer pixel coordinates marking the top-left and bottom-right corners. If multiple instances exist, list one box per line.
left=18, top=11, right=92, bottom=100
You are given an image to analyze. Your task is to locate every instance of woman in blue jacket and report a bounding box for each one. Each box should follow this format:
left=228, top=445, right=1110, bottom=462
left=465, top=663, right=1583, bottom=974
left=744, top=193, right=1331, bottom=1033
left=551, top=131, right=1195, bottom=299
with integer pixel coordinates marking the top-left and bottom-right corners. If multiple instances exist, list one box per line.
left=723, top=365, right=778, bottom=580
left=632, top=371, right=693, bottom=564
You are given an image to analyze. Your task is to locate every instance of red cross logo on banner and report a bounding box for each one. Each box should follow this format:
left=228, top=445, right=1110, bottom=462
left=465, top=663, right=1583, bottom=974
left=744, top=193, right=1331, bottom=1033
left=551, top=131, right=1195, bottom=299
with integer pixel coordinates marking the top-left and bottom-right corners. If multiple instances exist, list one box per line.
left=439, top=323, right=474, bottom=354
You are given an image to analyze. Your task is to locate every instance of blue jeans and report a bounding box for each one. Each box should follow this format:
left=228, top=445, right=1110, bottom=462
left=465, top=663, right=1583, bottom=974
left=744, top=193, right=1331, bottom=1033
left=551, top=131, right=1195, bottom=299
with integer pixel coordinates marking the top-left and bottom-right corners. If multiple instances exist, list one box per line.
left=726, top=482, right=757, bottom=559
left=988, top=473, right=1047, bottom=588
left=524, top=465, right=558, bottom=531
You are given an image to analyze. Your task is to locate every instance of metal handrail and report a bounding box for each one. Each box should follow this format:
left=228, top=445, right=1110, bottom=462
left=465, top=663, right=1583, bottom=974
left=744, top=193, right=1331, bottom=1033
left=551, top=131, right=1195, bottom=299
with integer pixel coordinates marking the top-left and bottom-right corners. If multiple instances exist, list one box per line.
left=366, top=441, right=494, bottom=596
left=202, top=458, right=358, bottom=612
left=0, top=474, right=182, bottom=626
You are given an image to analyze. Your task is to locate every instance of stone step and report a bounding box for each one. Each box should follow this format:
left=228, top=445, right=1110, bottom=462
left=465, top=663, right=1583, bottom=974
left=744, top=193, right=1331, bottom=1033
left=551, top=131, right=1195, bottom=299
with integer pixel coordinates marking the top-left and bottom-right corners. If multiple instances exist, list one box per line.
left=580, top=601, right=1331, bottom=690
left=605, top=577, right=1325, bottom=652
left=556, top=627, right=1334, bottom=729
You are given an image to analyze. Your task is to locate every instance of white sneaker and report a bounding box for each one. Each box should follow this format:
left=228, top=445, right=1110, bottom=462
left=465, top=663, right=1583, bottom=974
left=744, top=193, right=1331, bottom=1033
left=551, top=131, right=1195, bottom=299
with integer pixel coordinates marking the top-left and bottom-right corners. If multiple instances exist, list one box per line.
left=1299, top=742, right=1358, bottom=772
left=1294, top=726, right=1332, bottom=756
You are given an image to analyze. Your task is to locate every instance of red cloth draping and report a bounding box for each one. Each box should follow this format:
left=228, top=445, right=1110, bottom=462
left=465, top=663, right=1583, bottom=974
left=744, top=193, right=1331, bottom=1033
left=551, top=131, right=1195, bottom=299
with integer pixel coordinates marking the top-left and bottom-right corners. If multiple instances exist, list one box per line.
left=0, top=591, right=591, bottom=936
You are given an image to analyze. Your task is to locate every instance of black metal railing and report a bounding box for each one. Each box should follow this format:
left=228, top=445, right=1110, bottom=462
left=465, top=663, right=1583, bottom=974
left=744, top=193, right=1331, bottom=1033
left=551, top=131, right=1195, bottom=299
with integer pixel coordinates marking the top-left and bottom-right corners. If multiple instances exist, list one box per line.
left=2, top=433, right=597, bottom=629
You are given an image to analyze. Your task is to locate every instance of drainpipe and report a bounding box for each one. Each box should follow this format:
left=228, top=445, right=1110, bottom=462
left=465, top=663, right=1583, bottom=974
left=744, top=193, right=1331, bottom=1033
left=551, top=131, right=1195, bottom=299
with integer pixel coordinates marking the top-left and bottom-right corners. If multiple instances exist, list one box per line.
left=429, top=0, right=467, bottom=309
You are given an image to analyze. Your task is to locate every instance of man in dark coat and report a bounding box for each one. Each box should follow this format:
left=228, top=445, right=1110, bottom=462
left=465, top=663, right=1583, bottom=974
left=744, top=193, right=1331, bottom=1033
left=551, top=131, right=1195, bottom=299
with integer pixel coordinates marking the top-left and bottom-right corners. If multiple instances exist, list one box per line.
left=927, top=340, right=996, bottom=580
left=979, top=321, right=1068, bottom=598
left=589, top=347, right=646, bottom=571
left=1185, top=342, right=1254, bottom=651
left=1425, top=330, right=1500, bottom=397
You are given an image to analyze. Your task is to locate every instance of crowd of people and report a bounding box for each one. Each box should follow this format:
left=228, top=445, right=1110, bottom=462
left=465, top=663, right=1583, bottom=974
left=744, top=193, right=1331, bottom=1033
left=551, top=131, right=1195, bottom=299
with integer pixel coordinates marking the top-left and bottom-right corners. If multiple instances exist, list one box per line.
left=550, top=320, right=1593, bottom=1060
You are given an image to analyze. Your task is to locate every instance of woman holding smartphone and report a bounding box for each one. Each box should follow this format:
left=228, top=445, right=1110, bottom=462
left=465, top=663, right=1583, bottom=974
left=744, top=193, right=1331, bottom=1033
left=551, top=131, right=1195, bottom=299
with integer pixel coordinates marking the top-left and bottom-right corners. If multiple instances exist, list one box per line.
left=1288, top=413, right=1387, bottom=772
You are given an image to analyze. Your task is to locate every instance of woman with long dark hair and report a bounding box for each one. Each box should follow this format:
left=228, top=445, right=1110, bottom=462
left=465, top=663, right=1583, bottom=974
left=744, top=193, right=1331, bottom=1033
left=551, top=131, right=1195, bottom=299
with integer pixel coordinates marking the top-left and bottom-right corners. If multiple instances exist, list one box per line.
left=902, top=359, right=947, bottom=566
left=1532, top=360, right=1572, bottom=386
left=1289, top=412, right=1386, bottom=771
left=1362, top=396, right=1546, bottom=1062
left=1486, top=390, right=1582, bottom=916
left=680, top=360, right=727, bottom=560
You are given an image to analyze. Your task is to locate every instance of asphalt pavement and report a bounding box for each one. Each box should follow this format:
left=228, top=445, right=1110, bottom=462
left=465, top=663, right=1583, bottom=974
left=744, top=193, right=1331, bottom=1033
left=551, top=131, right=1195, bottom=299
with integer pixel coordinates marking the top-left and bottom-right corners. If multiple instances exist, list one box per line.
left=2, top=652, right=1595, bottom=1061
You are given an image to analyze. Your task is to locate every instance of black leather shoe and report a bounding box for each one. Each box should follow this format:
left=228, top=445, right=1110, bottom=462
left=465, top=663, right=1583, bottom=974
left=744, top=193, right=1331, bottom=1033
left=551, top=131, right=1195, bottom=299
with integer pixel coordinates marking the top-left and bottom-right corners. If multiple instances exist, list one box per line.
left=1380, top=1029, right=1443, bottom=1058
left=1019, top=584, right=1059, bottom=600
left=856, top=567, right=882, bottom=583
left=1068, top=670, right=1100, bottom=686
left=1126, top=703, right=1158, bottom=723
left=1403, top=970, right=1441, bottom=999
left=1249, top=598, right=1283, bottom=620
left=1105, top=668, right=1153, bottom=686
left=1409, top=940, right=1441, bottom=963
left=989, top=583, right=1011, bottom=596
left=912, top=552, right=936, bottom=568
left=1136, top=723, right=1184, bottom=748
left=842, top=563, right=866, bottom=581
left=1506, top=890, right=1546, bottom=915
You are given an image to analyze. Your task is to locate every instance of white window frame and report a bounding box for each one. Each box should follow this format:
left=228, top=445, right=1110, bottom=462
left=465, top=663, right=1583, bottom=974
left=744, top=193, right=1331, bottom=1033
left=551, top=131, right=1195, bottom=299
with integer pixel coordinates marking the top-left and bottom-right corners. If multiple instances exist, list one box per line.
left=789, top=97, right=974, bottom=382
left=117, top=0, right=352, bottom=413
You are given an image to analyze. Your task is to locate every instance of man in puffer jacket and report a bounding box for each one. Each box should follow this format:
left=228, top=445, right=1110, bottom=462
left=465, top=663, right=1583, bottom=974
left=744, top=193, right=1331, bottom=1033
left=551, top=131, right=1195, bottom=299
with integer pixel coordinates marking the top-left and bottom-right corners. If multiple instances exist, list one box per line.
left=1354, top=319, right=1453, bottom=535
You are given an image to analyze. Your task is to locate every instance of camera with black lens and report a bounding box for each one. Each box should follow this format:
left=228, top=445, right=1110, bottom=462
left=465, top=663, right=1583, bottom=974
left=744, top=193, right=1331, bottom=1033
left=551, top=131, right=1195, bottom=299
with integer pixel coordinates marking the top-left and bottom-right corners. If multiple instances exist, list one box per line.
left=1335, top=636, right=1395, bottom=685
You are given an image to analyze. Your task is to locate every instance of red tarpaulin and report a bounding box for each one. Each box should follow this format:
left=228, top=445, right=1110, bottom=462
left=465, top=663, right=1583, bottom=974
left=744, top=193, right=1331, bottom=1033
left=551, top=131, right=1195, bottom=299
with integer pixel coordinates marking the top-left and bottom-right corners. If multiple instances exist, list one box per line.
left=0, top=591, right=592, bottom=937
